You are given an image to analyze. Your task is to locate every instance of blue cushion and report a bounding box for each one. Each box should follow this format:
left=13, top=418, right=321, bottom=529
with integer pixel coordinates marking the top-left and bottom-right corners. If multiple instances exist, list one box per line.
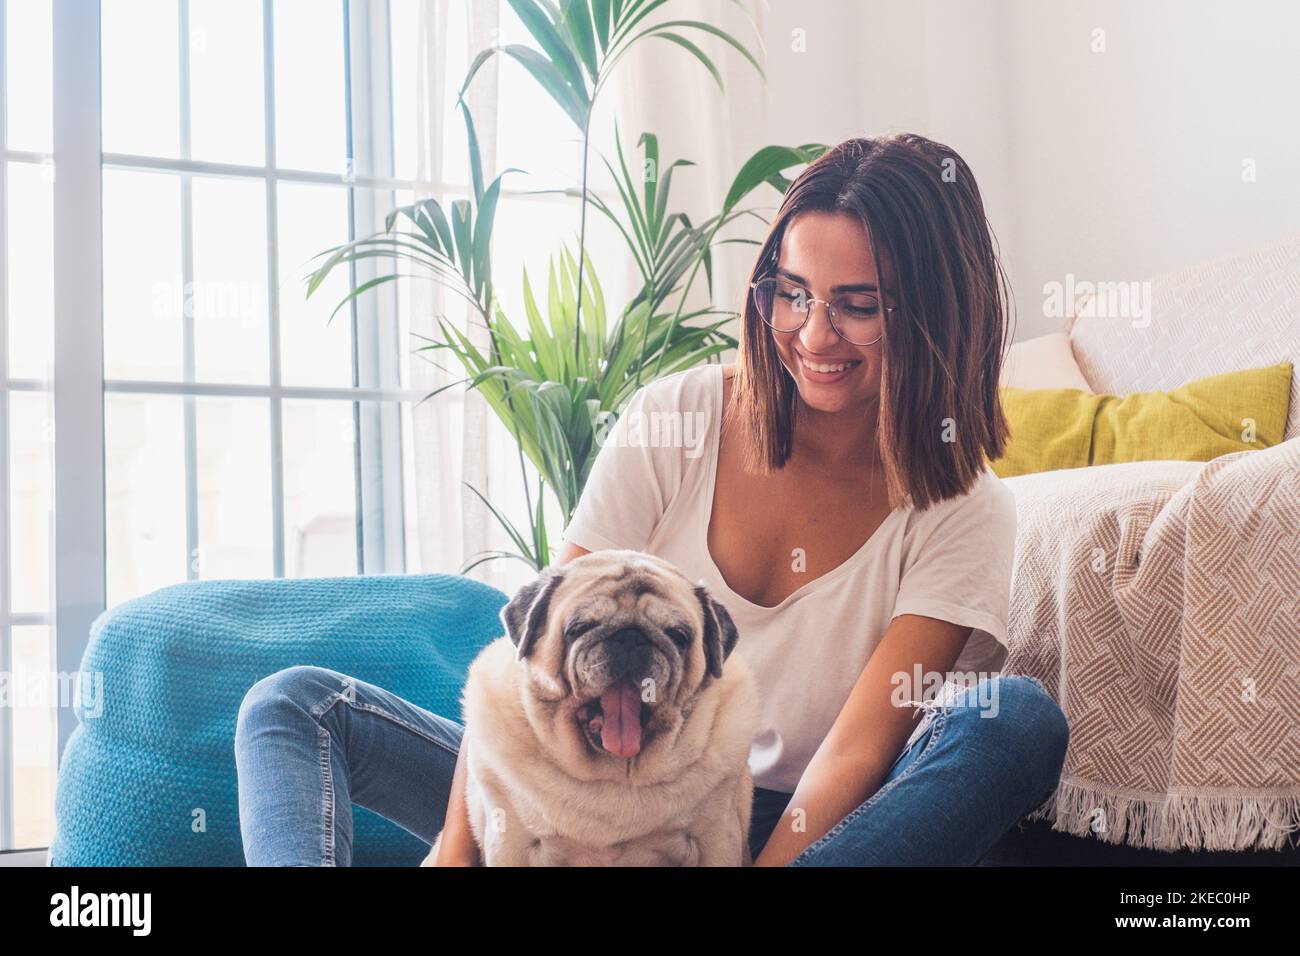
left=49, top=573, right=508, bottom=866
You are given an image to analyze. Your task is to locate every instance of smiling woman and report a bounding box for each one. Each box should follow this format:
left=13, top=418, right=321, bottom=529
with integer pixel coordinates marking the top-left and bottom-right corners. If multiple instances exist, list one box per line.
left=732, top=134, right=1015, bottom=511
left=550, top=134, right=1067, bottom=867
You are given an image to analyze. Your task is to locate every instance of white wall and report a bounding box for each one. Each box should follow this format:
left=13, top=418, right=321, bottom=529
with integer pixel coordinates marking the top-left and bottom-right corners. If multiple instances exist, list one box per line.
left=622, top=0, right=1300, bottom=342
left=998, top=0, right=1300, bottom=338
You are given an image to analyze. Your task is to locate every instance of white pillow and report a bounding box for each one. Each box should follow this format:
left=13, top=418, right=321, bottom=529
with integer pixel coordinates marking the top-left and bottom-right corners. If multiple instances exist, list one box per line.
left=1000, top=332, right=1094, bottom=392
left=1066, top=234, right=1300, bottom=442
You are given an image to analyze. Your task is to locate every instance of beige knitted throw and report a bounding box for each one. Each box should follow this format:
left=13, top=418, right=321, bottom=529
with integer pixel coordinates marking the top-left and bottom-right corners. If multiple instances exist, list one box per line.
left=1003, top=440, right=1300, bottom=852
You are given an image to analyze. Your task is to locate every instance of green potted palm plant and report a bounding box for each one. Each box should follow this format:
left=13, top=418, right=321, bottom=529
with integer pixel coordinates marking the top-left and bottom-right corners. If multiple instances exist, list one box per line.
left=308, top=0, right=825, bottom=572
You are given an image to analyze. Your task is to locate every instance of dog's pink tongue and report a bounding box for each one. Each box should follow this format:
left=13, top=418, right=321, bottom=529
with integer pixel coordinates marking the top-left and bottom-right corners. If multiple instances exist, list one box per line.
left=599, top=680, right=643, bottom=758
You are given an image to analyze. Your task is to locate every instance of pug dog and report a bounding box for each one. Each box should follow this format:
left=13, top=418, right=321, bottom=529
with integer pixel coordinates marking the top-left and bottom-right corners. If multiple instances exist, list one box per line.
left=421, top=549, right=759, bottom=866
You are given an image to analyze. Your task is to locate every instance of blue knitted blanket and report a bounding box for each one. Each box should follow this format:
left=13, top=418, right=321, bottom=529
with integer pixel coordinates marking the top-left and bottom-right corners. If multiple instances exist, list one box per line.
left=49, top=573, right=508, bottom=866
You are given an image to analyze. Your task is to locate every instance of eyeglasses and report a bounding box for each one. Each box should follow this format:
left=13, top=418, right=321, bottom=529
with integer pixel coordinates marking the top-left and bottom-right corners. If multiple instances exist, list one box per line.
left=750, top=275, right=891, bottom=346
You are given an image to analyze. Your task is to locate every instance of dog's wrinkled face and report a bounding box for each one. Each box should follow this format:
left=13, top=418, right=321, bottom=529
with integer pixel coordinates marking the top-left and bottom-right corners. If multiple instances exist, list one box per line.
left=499, top=550, right=740, bottom=760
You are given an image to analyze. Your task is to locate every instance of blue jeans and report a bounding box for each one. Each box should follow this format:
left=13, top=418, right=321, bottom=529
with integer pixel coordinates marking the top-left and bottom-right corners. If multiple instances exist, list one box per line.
left=235, top=668, right=1068, bottom=866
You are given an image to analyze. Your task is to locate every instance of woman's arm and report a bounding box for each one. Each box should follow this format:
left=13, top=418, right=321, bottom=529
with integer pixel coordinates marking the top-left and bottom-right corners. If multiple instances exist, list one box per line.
left=431, top=540, right=593, bottom=866
left=752, top=613, right=973, bottom=867
left=431, top=741, right=479, bottom=865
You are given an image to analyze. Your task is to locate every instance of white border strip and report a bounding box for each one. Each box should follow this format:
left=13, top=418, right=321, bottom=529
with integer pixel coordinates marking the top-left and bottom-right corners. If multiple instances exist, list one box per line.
left=179, top=0, right=199, bottom=582
left=0, top=0, right=15, bottom=854
left=262, top=0, right=286, bottom=578
left=51, top=0, right=106, bottom=760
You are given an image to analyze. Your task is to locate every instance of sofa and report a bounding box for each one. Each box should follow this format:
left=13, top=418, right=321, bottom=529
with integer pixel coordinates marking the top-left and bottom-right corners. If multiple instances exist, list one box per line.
left=993, top=233, right=1300, bottom=857
left=49, top=574, right=509, bottom=866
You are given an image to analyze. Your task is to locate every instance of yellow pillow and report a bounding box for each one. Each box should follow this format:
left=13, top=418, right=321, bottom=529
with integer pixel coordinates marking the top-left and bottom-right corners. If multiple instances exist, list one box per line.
left=990, top=362, right=1293, bottom=479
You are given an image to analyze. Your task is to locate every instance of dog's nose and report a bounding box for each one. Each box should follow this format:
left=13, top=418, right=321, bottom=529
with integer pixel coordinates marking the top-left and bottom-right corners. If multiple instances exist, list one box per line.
left=594, top=627, right=657, bottom=686
left=607, top=626, right=648, bottom=647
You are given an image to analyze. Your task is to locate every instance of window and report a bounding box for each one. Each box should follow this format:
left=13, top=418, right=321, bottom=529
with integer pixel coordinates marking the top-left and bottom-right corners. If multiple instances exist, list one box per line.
left=1, top=0, right=627, bottom=856
left=99, top=0, right=416, bottom=599
left=2, top=0, right=56, bottom=855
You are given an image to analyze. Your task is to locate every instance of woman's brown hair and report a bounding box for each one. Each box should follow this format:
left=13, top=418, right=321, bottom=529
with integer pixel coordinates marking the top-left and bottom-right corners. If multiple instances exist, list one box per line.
left=728, top=133, right=1015, bottom=511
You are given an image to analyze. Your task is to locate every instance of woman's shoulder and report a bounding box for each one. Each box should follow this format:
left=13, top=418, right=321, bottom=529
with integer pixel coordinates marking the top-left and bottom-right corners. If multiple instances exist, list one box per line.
left=892, top=466, right=1017, bottom=574
left=629, top=362, right=726, bottom=410
left=977, top=466, right=1018, bottom=517
left=606, top=364, right=724, bottom=466
left=905, top=465, right=1016, bottom=532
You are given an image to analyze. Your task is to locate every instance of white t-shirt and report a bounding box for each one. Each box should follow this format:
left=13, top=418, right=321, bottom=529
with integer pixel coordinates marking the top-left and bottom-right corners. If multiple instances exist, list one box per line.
left=559, top=363, right=1018, bottom=792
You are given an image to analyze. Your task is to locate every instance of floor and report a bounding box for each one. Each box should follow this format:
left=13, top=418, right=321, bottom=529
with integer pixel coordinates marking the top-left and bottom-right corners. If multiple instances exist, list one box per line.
left=978, top=819, right=1300, bottom=866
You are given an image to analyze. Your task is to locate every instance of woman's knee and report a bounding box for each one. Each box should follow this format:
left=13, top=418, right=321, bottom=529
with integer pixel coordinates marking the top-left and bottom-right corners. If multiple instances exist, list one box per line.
left=993, top=674, right=1069, bottom=765
left=947, top=674, right=1070, bottom=769
left=236, top=665, right=345, bottom=739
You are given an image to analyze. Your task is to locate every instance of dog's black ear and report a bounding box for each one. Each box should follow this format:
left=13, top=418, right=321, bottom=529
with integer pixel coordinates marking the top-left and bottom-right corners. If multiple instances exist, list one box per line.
left=502, top=568, right=566, bottom=661
left=694, top=584, right=739, bottom=680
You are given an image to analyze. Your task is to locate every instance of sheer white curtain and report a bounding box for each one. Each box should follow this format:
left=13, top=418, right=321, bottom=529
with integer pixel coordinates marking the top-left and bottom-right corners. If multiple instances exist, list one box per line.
left=407, top=0, right=517, bottom=593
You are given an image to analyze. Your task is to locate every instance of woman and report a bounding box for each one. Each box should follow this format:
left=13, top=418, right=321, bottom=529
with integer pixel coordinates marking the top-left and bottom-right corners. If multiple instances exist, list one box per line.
left=235, top=134, right=1069, bottom=867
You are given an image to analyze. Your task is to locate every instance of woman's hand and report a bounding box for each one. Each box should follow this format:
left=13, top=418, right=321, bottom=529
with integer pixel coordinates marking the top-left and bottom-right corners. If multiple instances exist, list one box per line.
left=431, top=840, right=479, bottom=867
left=430, top=739, right=482, bottom=866
left=753, top=614, right=973, bottom=866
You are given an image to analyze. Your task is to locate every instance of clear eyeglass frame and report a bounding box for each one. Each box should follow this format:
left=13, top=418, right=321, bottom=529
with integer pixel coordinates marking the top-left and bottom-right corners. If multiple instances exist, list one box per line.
left=749, top=275, right=893, bottom=347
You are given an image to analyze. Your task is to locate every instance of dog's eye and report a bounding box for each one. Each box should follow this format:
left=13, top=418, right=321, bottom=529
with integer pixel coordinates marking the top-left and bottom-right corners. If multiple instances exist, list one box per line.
left=565, top=620, right=597, bottom=640
left=665, top=626, right=693, bottom=647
